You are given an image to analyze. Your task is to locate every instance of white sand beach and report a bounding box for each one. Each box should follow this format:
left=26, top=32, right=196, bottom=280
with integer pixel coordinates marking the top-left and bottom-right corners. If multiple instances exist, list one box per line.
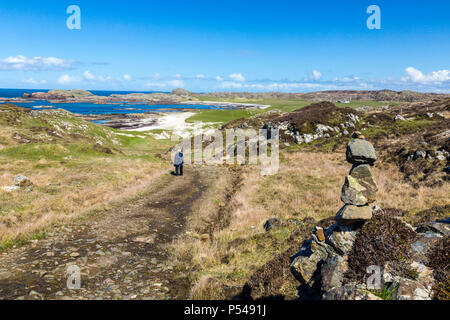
left=128, top=112, right=219, bottom=139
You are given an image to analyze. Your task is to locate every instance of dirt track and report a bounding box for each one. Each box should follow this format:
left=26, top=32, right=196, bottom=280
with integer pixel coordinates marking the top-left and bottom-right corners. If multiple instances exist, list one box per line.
left=0, top=167, right=215, bottom=300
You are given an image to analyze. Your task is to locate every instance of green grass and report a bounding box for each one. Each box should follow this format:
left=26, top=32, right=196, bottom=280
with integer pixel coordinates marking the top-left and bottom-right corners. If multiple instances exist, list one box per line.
left=188, top=96, right=404, bottom=124
left=186, top=109, right=263, bottom=123
left=371, top=283, right=398, bottom=300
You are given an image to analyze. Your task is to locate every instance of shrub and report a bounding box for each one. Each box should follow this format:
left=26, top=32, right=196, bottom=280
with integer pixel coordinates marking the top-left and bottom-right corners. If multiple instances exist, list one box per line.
left=345, top=210, right=417, bottom=282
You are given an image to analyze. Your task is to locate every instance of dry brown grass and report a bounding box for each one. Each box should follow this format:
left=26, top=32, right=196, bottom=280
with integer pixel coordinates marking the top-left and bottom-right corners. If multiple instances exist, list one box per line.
left=172, top=151, right=450, bottom=299
left=0, top=157, right=167, bottom=245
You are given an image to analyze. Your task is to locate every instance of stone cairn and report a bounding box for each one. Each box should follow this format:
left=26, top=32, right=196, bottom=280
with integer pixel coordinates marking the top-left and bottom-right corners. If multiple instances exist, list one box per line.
left=337, top=131, right=378, bottom=224
left=291, top=132, right=379, bottom=299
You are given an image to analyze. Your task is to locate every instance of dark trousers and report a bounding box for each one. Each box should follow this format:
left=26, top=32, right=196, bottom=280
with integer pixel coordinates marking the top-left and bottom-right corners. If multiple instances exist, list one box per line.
left=175, top=164, right=183, bottom=176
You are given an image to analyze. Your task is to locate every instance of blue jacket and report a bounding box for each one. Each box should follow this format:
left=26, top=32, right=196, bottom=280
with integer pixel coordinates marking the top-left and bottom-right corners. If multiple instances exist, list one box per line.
left=174, top=152, right=184, bottom=166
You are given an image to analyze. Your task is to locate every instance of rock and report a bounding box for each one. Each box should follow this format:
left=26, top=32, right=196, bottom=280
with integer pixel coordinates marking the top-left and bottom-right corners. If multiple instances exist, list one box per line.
left=346, top=139, right=377, bottom=165
left=291, top=237, right=333, bottom=284
left=351, top=131, right=363, bottom=139
left=415, top=219, right=450, bottom=237
left=335, top=205, right=372, bottom=225
left=322, top=283, right=382, bottom=300
left=409, top=232, right=442, bottom=264
left=13, top=175, right=32, bottom=187
left=413, top=150, right=426, bottom=160
left=435, top=150, right=447, bottom=161
left=264, top=218, right=281, bottom=231
left=170, top=88, right=190, bottom=96
left=341, top=164, right=378, bottom=206
left=326, top=223, right=361, bottom=255
left=315, top=226, right=325, bottom=242
left=133, top=235, right=156, bottom=244
left=394, top=277, right=432, bottom=300
left=320, top=254, right=348, bottom=291
left=395, top=114, right=406, bottom=121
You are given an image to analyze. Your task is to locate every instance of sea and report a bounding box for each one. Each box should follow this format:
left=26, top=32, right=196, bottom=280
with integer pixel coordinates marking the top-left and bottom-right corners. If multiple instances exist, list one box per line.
left=0, top=88, right=224, bottom=115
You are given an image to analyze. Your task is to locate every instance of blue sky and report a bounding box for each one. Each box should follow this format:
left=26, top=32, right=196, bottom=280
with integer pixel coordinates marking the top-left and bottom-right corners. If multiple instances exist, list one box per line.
left=0, top=0, right=448, bottom=93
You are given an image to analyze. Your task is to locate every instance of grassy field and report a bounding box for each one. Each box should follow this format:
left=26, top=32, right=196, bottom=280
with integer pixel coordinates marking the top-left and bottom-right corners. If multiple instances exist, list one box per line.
left=0, top=104, right=177, bottom=248
left=187, top=95, right=403, bottom=123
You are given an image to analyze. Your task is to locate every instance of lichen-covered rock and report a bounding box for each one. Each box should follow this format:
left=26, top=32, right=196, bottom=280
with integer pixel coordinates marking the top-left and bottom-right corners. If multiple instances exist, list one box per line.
left=321, top=254, right=349, bottom=292
left=341, top=164, right=378, bottom=206
left=346, top=139, right=377, bottom=165
left=291, top=236, right=333, bottom=284
left=326, top=223, right=361, bottom=255
left=335, top=205, right=372, bottom=224
left=13, top=175, right=32, bottom=187
left=393, top=277, right=432, bottom=300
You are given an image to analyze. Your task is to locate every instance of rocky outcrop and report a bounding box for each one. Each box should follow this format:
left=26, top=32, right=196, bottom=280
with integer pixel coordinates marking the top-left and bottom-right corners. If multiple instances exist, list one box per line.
left=170, top=88, right=191, bottom=96
left=262, top=102, right=361, bottom=145
left=23, top=89, right=193, bottom=105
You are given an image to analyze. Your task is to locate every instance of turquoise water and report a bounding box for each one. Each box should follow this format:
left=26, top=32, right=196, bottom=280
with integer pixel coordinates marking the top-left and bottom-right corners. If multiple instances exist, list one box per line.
left=0, top=88, right=227, bottom=115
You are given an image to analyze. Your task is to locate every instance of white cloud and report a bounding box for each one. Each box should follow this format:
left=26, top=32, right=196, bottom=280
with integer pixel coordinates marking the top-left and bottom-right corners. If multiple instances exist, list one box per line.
left=83, top=70, right=95, bottom=81
left=0, top=55, right=76, bottom=71
left=220, top=81, right=322, bottom=91
left=145, top=81, right=167, bottom=89
left=196, top=74, right=205, bottom=79
left=402, top=67, right=450, bottom=84
left=22, top=78, right=47, bottom=85
left=310, top=70, right=322, bottom=81
left=169, top=79, right=185, bottom=88
left=220, top=81, right=243, bottom=89
left=229, top=73, right=246, bottom=82
left=57, top=74, right=81, bottom=84
left=174, top=74, right=182, bottom=79
left=83, top=70, right=112, bottom=82
left=123, top=74, right=132, bottom=81
left=215, top=76, right=224, bottom=81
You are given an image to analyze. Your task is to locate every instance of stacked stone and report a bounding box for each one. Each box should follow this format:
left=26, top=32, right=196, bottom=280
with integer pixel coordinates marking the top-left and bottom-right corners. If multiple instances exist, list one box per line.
left=290, top=133, right=381, bottom=298
left=335, top=132, right=378, bottom=225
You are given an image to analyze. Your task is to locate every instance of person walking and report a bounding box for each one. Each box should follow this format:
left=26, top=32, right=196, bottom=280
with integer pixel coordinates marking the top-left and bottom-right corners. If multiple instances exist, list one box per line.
left=174, top=151, right=184, bottom=176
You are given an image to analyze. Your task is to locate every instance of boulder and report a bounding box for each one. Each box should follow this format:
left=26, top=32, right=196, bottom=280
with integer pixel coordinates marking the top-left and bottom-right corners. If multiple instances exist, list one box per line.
left=341, top=164, right=378, bottom=205
left=13, top=175, right=32, bottom=187
left=170, top=88, right=190, bottom=96
left=291, top=236, right=333, bottom=284
left=326, top=223, right=361, bottom=255
left=393, top=277, right=432, bottom=300
left=346, top=139, right=377, bottom=165
left=263, top=218, right=282, bottom=232
left=320, top=254, right=349, bottom=292
left=335, top=205, right=372, bottom=225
